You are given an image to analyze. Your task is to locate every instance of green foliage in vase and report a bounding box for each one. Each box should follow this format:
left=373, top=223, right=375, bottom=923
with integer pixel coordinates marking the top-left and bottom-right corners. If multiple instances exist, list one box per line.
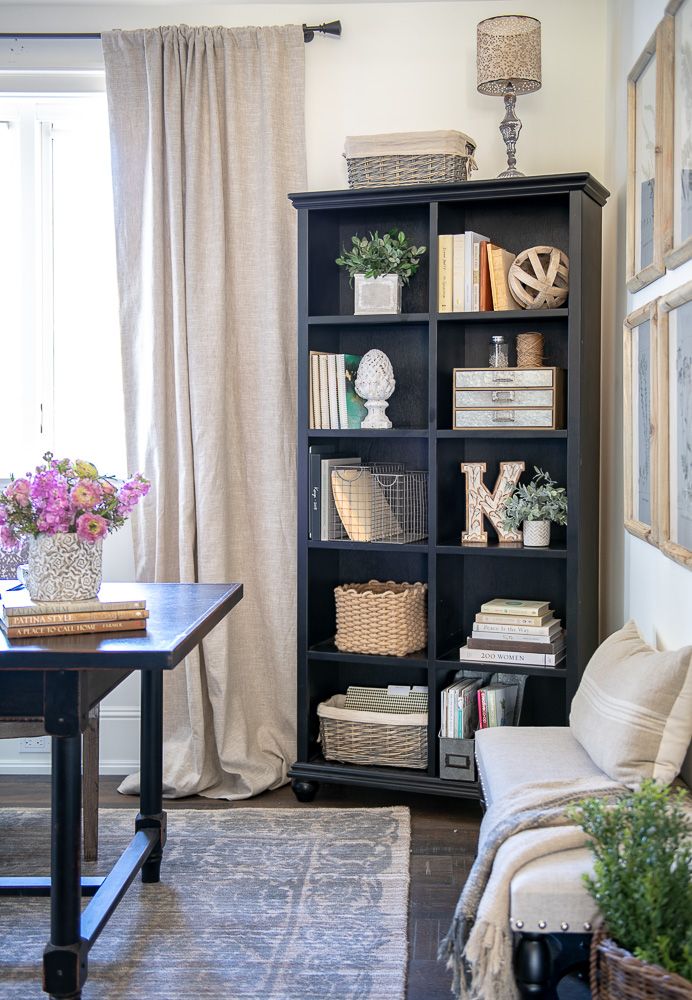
left=569, top=780, right=692, bottom=980
left=502, top=466, right=568, bottom=532
left=335, top=229, right=427, bottom=284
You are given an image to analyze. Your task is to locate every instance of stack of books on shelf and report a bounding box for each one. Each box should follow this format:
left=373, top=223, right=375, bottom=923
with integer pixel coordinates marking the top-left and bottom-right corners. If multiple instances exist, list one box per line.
left=440, top=675, right=519, bottom=735
left=458, top=598, right=566, bottom=668
left=308, top=352, right=367, bottom=430
left=0, top=585, right=149, bottom=639
left=440, top=675, right=482, bottom=737
left=437, top=233, right=520, bottom=313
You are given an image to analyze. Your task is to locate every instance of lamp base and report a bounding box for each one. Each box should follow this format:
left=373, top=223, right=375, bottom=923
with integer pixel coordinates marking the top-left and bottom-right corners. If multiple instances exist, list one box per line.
left=498, top=83, right=523, bottom=179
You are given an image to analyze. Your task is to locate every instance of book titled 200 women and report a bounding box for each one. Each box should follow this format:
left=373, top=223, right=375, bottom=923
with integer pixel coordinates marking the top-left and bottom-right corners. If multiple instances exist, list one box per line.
left=458, top=643, right=565, bottom=667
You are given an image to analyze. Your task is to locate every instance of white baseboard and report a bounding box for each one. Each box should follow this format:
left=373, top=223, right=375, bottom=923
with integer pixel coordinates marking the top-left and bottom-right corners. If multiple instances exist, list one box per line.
left=0, top=705, right=141, bottom=776
left=0, top=760, right=138, bottom=775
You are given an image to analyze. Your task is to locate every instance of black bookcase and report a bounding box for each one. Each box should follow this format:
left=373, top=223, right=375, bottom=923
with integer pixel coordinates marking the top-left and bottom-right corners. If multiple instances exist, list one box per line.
left=288, top=173, right=609, bottom=802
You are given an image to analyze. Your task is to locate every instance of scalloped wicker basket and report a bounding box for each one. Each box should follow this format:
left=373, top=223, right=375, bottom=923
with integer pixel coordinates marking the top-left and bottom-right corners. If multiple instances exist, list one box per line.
left=334, top=580, right=428, bottom=657
left=590, top=928, right=692, bottom=1000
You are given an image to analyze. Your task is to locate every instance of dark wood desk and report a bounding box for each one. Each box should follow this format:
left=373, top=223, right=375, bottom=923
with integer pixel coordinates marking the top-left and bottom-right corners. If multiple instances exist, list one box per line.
left=0, top=582, right=243, bottom=999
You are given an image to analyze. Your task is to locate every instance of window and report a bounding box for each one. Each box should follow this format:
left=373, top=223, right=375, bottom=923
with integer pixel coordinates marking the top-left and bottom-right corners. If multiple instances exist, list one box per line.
left=0, top=94, right=125, bottom=480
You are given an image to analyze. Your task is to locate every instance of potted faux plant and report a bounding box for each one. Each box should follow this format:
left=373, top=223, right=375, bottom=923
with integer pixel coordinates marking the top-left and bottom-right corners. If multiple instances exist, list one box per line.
left=502, top=466, right=567, bottom=547
left=335, top=229, right=427, bottom=315
left=0, top=453, right=149, bottom=602
left=570, top=780, right=692, bottom=999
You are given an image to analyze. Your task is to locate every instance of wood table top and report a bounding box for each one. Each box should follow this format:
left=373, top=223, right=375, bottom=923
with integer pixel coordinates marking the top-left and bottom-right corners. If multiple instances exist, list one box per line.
left=0, top=582, right=243, bottom=670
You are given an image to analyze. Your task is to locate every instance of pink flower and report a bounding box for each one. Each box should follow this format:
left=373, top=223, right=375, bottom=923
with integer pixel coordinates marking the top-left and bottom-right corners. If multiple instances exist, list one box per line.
left=0, top=524, right=19, bottom=550
left=76, top=513, right=109, bottom=543
left=71, top=479, right=103, bottom=511
left=5, top=478, right=31, bottom=508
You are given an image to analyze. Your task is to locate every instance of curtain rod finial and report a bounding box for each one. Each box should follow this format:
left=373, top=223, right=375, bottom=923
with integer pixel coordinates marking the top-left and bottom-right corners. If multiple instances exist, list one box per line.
left=303, top=20, right=342, bottom=43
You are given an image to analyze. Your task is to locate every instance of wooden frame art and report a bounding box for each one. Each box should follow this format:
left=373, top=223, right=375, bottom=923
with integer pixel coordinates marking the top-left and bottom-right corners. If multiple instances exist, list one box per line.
left=624, top=302, right=659, bottom=542
left=626, top=15, right=673, bottom=291
left=657, top=280, right=692, bottom=567
left=665, top=0, right=692, bottom=269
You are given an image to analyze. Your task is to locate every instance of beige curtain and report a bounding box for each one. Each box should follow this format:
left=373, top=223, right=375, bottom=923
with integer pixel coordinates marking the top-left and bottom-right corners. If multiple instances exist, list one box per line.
left=102, top=25, right=305, bottom=798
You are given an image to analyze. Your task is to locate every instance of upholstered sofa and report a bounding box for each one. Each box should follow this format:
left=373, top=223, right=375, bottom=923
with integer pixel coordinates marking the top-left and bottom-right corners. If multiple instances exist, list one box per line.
left=473, top=621, right=692, bottom=998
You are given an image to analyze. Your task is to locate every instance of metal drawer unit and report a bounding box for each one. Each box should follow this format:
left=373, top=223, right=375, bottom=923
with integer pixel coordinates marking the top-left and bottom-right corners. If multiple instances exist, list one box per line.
left=452, top=367, right=565, bottom=430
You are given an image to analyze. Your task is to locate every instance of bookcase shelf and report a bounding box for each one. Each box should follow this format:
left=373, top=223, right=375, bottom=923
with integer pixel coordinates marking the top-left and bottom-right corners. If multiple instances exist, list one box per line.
left=290, top=173, right=607, bottom=803
left=308, top=313, right=429, bottom=325
left=437, top=429, right=569, bottom=439
left=435, top=542, right=568, bottom=559
left=308, top=428, right=429, bottom=438
left=436, top=308, right=568, bottom=322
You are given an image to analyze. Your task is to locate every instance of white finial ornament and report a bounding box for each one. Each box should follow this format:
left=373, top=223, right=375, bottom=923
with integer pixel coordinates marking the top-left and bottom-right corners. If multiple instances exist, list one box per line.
left=355, top=350, right=396, bottom=429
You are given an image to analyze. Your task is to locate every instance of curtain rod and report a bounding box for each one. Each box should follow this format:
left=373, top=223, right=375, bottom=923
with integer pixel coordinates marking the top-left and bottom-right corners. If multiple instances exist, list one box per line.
left=0, top=22, right=342, bottom=44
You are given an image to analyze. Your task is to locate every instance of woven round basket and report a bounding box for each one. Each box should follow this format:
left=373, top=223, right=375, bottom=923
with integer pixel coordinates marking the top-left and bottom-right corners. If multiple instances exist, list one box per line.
left=334, top=580, right=427, bottom=657
left=590, top=928, right=692, bottom=1000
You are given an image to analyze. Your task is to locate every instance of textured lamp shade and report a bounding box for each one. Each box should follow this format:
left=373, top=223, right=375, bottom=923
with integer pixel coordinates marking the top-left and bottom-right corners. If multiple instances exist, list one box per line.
left=477, top=15, right=542, bottom=96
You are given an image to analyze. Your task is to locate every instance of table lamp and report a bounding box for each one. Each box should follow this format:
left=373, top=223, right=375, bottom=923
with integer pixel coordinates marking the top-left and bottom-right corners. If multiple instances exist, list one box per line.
left=477, top=15, right=542, bottom=178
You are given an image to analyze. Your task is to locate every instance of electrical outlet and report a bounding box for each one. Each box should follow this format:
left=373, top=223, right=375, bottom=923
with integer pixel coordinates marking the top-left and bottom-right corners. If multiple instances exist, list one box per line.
left=19, top=736, right=50, bottom=753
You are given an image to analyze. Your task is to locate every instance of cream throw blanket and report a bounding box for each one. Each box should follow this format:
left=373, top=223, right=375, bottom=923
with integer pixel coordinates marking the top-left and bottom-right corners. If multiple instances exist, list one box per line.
left=439, top=776, right=625, bottom=1000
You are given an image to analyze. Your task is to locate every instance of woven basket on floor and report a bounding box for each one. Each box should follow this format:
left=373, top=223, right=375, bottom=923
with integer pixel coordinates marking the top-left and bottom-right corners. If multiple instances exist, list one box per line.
left=334, top=580, right=427, bottom=657
left=317, top=694, right=428, bottom=769
left=344, top=130, right=477, bottom=189
left=590, top=928, right=692, bottom=1000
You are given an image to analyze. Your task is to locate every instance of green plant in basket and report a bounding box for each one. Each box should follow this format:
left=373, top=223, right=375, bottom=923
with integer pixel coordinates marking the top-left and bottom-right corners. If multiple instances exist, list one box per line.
left=335, top=229, right=427, bottom=284
left=502, top=466, right=568, bottom=533
left=568, top=779, right=692, bottom=981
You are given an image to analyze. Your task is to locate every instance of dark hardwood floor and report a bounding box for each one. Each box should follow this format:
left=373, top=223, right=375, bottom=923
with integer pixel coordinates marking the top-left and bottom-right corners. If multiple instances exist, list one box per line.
left=0, top=775, right=589, bottom=1000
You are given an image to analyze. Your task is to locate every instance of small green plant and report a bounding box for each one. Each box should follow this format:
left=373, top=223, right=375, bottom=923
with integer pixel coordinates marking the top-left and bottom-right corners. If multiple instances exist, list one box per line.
left=569, top=780, right=692, bottom=980
left=335, top=229, right=427, bottom=284
left=502, top=466, right=568, bottom=532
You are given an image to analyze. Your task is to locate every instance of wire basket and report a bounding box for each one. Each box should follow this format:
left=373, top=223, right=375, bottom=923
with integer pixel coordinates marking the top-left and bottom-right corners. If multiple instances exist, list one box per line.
left=334, top=579, right=428, bottom=656
left=590, top=928, right=692, bottom=999
left=329, top=465, right=428, bottom=543
left=317, top=694, right=428, bottom=769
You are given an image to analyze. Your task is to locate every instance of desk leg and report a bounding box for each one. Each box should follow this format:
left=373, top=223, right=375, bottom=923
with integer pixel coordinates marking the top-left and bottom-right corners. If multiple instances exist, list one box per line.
left=43, top=734, right=87, bottom=999
left=137, top=671, right=167, bottom=884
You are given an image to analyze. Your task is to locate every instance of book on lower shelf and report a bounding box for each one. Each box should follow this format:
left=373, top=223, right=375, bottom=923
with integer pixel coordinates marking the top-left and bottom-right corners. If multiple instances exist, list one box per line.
left=458, top=596, right=566, bottom=668
left=0, top=585, right=149, bottom=638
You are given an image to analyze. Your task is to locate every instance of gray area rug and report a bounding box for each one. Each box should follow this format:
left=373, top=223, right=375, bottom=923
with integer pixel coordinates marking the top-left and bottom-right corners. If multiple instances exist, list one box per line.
left=0, top=806, right=410, bottom=999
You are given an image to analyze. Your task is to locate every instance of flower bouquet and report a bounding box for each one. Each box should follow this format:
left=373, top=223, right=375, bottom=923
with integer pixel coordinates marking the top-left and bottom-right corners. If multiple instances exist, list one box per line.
left=0, top=453, right=149, bottom=601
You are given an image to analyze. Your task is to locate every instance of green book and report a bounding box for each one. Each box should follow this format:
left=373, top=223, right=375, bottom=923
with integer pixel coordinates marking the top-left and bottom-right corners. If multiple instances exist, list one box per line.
left=342, top=354, right=367, bottom=429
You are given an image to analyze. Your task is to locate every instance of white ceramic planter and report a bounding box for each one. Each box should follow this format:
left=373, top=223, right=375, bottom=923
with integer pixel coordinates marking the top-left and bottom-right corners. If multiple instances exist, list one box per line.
left=354, top=274, right=402, bottom=315
left=522, top=520, right=551, bottom=547
left=19, top=534, right=103, bottom=601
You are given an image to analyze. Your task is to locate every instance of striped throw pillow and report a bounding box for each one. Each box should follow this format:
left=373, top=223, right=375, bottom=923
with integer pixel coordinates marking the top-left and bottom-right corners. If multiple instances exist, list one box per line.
left=569, top=621, right=692, bottom=788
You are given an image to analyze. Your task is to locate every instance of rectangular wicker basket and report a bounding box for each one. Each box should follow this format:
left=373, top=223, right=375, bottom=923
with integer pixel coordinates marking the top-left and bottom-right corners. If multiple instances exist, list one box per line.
left=344, top=130, right=477, bottom=189
left=317, top=694, right=428, bottom=769
left=334, top=580, right=428, bottom=657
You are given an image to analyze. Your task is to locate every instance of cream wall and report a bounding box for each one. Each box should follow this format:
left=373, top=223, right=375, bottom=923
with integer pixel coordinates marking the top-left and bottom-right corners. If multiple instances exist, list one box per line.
left=603, top=0, right=692, bottom=651
left=0, top=0, right=610, bottom=773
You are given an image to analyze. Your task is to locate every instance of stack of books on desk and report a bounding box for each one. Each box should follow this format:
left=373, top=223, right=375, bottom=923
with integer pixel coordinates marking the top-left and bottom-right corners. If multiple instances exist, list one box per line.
left=0, top=585, right=149, bottom=638
left=458, top=598, right=566, bottom=668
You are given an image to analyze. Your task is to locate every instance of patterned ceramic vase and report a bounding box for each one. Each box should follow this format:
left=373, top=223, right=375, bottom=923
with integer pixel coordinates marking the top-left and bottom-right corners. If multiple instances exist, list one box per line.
left=522, top=520, right=551, bottom=547
left=19, top=534, right=103, bottom=602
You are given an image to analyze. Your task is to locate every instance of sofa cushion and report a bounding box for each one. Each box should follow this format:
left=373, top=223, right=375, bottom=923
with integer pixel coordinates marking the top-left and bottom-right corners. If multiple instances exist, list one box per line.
left=569, top=621, right=692, bottom=787
left=507, top=831, right=599, bottom=935
left=475, top=726, right=603, bottom=815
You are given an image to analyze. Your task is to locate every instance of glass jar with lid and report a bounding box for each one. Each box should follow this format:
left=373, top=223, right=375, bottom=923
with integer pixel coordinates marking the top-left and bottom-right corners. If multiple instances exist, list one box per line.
left=489, top=335, right=509, bottom=368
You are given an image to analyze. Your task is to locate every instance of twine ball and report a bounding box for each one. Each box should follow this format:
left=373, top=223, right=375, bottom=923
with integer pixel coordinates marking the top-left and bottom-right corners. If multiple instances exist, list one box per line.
left=516, top=332, right=544, bottom=368
left=508, top=246, right=569, bottom=309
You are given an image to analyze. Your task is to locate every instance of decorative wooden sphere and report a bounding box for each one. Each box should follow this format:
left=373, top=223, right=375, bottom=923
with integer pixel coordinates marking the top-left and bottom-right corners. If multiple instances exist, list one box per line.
left=508, top=246, right=569, bottom=309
